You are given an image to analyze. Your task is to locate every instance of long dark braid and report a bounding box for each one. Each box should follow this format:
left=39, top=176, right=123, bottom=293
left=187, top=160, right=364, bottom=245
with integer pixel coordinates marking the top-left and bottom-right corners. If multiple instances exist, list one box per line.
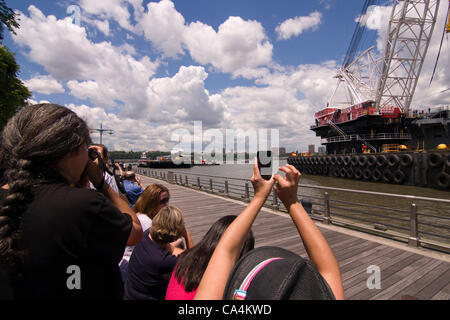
left=0, top=103, right=91, bottom=270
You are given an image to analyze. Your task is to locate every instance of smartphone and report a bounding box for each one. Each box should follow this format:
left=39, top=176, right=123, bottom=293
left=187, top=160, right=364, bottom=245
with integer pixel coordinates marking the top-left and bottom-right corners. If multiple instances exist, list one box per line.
left=257, top=150, right=272, bottom=180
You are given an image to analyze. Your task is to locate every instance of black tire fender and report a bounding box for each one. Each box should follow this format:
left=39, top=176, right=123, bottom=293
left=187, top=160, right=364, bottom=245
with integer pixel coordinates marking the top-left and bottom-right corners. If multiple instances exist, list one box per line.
left=436, top=172, right=450, bottom=190
left=346, top=167, right=354, bottom=178
left=367, top=155, right=377, bottom=167
left=343, top=156, right=351, bottom=166
left=372, top=169, right=382, bottom=181
left=383, top=169, right=393, bottom=183
left=363, top=169, right=372, bottom=180
left=428, top=153, right=443, bottom=167
left=358, top=156, right=367, bottom=167
left=376, top=155, right=387, bottom=167
left=400, top=154, right=413, bottom=167
left=330, top=156, right=337, bottom=165
left=333, top=167, right=340, bottom=177
left=354, top=168, right=363, bottom=179
left=393, top=170, right=405, bottom=184
left=387, top=154, right=400, bottom=167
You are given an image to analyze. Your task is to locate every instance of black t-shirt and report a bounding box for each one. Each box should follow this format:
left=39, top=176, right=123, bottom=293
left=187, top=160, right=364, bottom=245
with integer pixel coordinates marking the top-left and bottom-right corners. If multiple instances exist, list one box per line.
left=0, top=188, right=13, bottom=299
left=0, top=187, right=7, bottom=206
left=11, top=183, right=132, bottom=300
left=124, top=230, right=177, bottom=300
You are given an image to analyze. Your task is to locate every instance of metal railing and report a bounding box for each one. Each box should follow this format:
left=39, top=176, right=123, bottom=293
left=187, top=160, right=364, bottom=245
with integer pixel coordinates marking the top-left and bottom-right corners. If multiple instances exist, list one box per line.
left=324, top=133, right=412, bottom=144
left=135, top=168, right=450, bottom=253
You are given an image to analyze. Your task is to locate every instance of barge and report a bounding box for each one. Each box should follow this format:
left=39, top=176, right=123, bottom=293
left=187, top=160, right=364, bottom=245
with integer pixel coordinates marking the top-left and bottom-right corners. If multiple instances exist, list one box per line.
left=289, top=0, right=450, bottom=190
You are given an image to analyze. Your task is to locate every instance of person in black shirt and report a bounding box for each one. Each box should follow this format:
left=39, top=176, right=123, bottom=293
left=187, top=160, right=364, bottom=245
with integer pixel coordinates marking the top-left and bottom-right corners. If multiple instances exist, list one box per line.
left=0, top=103, right=143, bottom=299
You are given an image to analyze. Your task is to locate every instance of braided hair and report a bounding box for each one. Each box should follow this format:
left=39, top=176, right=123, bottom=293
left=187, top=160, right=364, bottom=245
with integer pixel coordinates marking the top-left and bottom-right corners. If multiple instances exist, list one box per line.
left=0, top=103, right=91, bottom=270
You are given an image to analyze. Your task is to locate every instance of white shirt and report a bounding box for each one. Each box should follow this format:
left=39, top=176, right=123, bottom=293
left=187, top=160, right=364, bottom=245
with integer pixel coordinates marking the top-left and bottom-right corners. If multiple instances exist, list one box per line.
left=89, top=171, right=119, bottom=195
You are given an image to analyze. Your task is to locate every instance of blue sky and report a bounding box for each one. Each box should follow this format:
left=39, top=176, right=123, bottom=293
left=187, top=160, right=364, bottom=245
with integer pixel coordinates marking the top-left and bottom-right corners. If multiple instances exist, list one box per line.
left=4, top=0, right=449, bottom=152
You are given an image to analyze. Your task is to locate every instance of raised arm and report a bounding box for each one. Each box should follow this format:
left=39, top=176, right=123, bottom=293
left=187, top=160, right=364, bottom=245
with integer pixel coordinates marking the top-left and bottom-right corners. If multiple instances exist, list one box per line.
left=114, top=162, right=124, bottom=177
left=135, top=176, right=145, bottom=190
left=273, top=165, right=344, bottom=300
left=194, top=159, right=275, bottom=300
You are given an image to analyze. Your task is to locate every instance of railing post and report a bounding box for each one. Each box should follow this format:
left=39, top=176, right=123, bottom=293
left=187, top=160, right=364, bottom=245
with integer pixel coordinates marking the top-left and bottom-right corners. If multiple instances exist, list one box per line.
left=209, top=178, right=213, bottom=192
left=185, top=175, right=188, bottom=186
left=408, top=203, right=419, bottom=247
left=167, top=171, right=174, bottom=184
left=323, top=192, right=331, bottom=224
left=272, top=188, right=278, bottom=208
left=225, top=180, right=229, bottom=195
left=245, top=182, right=250, bottom=200
left=301, top=197, right=313, bottom=215
left=174, top=174, right=178, bottom=184
left=197, top=177, right=201, bottom=189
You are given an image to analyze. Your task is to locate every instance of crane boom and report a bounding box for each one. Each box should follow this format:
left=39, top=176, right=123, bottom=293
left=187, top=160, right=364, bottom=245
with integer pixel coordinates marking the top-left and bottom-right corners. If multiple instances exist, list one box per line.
left=375, top=0, right=440, bottom=113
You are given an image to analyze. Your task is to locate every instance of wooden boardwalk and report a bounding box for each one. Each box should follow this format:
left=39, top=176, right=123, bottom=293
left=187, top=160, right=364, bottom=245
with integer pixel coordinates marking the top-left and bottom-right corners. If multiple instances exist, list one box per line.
left=139, top=175, right=450, bottom=300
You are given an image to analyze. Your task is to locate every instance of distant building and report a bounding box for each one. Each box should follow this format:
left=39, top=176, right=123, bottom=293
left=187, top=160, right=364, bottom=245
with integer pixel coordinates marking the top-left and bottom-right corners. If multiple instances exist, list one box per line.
left=318, top=146, right=326, bottom=154
left=279, top=147, right=286, bottom=154
left=308, top=144, right=315, bottom=154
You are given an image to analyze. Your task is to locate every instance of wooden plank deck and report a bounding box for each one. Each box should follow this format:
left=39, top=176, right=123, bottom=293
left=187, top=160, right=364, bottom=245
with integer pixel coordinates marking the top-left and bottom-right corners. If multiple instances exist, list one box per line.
left=139, top=175, right=450, bottom=300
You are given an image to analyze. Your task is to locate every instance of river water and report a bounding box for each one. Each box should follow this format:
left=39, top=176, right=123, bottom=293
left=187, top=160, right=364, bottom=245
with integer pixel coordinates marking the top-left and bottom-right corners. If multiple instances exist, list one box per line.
left=159, top=160, right=450, bottom=199
left=137, top=160, right=450, bottom=248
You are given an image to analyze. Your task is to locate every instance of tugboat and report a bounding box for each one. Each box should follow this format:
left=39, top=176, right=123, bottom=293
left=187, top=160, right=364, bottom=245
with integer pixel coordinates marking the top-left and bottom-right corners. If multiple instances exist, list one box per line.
left=288, top=0, right=450, bottom=190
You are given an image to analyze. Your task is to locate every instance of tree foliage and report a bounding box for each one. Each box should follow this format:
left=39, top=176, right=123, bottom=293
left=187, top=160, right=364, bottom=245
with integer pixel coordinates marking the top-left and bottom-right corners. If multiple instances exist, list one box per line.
left=0, top=1, right=30, bottom=131
left=109, top=151, right=171, bottom=160
left=0, top=0, right=18, bottom=42
left=0, top=46, right=31, bottom=130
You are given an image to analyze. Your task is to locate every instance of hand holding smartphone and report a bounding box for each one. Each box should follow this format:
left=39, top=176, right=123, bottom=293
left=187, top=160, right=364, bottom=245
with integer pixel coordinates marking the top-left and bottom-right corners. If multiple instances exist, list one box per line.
left=257, top=150, right=273, bottom=180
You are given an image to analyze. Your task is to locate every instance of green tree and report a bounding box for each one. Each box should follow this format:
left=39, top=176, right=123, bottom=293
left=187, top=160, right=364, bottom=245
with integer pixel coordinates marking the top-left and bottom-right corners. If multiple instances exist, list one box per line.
left=0, top=46, right=30, bottom=130
left=0, top=0, right=30, bottom=130
left=0, top=0, right=19, bottom=42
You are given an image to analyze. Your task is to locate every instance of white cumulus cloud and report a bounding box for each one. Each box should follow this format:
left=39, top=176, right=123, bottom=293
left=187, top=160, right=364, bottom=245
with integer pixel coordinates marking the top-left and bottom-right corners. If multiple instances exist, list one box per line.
left=23, top=75, right=65, bottom=95
left=276, top=11, right=322, bottom=41
left=13, top=5, right=159, bottom=110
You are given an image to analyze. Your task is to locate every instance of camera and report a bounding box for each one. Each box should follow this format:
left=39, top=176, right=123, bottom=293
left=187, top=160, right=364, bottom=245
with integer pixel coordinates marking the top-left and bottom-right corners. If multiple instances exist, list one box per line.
left=88, top=148, right=99, bottom=161
left=88, top=147, right=107, bottom=173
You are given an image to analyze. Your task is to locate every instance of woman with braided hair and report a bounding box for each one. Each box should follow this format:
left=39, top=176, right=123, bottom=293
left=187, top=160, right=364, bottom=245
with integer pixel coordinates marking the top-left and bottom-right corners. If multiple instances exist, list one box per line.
left=0, top=103, right=143, bottom=299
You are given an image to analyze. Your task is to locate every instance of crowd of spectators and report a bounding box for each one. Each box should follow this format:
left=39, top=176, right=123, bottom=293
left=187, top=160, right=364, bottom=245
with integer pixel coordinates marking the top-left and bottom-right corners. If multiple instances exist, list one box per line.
left=0, top=103, right=344, bottom=300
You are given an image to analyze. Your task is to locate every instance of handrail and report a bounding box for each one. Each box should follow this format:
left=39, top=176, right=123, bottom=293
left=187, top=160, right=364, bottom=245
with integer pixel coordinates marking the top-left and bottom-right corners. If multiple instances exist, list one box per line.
left=327, top=120, right=348, bottom=138
left=135, top=167, right=450, bottom=253
left=145, top=169, right=450, bottom=204
left=324, top=133, right=411, bottom=144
